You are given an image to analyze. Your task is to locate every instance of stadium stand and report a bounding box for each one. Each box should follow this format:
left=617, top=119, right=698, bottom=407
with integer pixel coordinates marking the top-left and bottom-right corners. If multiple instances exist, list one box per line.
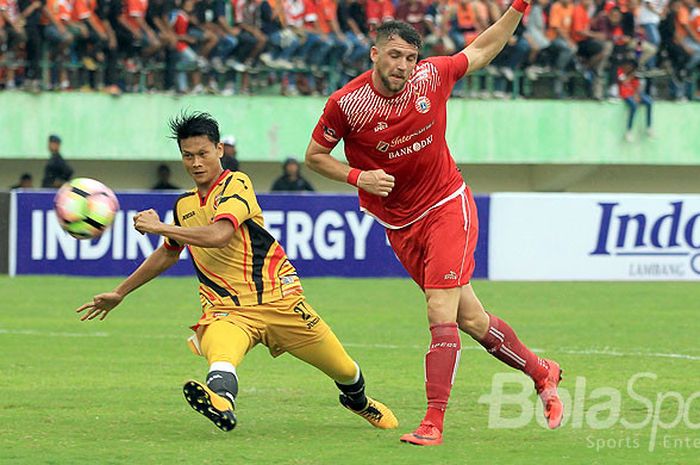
left=0, top=0, right=698, bottom=99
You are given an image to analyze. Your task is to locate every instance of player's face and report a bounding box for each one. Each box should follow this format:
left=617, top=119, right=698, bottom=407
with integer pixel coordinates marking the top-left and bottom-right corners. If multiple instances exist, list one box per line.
left=371, top=36, right=419, bottom=96
left=179, top=136, right=224, bottom=189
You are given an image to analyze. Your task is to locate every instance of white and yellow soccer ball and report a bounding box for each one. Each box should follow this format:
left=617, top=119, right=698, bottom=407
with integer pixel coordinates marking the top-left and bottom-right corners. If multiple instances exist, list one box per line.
left=53, top=178, right=120, bottom=239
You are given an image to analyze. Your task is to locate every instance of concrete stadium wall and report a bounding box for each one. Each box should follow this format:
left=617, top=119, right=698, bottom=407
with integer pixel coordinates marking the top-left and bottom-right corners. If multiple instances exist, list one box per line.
left=3, top=159, right=700, bottom=194
left=2, top=92, right=700, bottom=164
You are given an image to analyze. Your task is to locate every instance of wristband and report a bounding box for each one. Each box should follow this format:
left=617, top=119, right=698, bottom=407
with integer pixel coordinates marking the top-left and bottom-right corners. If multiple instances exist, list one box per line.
left=512, top=0, right=528, bottom=13
left=347, top=168, right=362, bottom=187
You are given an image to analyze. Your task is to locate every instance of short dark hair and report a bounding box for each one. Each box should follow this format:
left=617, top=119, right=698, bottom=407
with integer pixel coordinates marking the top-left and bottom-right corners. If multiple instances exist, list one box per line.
left=375, top=21, right=423, bottom=50
left=20, top=173, right=32, bottom=181
left=168, top=111, right=220, bottom=147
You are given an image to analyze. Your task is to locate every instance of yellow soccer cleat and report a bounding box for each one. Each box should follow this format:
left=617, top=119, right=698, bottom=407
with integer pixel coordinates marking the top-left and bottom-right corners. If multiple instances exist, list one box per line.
left=183, top=380, right=237, bottom=432
left=340, top=395, right=399, bottom=430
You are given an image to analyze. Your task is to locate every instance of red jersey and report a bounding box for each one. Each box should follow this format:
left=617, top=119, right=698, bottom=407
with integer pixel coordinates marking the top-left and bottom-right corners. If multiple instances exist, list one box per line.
left=312, top=54, right=469, bottom=229
left=171, top=9, right=189, bottom=52
left=617, top=67, right=639, bottom=99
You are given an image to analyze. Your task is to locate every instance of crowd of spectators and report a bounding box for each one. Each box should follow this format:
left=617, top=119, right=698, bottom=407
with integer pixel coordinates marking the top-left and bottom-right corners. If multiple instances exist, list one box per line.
left=0, top=0, right=698, bottom=98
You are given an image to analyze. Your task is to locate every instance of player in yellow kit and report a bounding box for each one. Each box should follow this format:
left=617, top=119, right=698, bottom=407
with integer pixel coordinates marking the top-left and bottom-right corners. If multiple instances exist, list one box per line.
left=76, top=111, right=398, bottom=432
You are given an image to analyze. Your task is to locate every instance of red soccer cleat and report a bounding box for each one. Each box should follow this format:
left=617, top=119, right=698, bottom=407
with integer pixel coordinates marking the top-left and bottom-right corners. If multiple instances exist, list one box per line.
left=535, top=359, right=564, bottom=429
left=399, top=422, right=443, bottom=446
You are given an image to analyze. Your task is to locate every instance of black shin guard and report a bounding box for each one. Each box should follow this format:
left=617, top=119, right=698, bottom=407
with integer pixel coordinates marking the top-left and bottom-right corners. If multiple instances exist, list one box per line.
left=207, top=371, right=238, bottom=408
left=336, top=370, right=367, bottom=411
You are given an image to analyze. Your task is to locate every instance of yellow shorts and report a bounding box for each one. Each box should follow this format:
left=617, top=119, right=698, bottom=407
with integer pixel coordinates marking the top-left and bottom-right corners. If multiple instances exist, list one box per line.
left=188, top=293, right=330, bottom=358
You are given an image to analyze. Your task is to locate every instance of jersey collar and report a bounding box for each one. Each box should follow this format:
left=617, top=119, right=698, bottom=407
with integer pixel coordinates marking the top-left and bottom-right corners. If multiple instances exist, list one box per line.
left=199, top=169, right=230, bottom=206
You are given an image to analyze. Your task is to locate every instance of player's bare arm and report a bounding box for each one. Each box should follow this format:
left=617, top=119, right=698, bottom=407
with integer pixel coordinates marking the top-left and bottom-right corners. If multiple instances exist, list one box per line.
left=134, top=208, right=235, bottom=248
left=76, top=245, right=181, bottom=321
left=462, top=1, right=530, bottom=73
left=305, top=139, right=395, bottom=197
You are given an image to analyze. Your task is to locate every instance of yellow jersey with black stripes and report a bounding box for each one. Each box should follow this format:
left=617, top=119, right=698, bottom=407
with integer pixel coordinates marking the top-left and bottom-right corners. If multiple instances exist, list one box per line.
left=164, top=170, right=302, bottom=309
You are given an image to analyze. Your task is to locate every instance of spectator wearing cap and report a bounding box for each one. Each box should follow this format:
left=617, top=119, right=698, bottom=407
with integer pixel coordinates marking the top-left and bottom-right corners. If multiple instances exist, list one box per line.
left=41, top=135, right=74, bottom=188
left=11, top=172, right=33, bottom=189
left=271, top=158, right=314, bottom=192
left=221, top=135, right=240, bottom=171
left=152, top=164, right=180, bottom=189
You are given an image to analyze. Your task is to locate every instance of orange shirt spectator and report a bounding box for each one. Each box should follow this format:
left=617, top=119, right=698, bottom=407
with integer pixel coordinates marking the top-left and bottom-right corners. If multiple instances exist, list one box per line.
left=451, top=0, right=488, bottom=43
left=72, top=0, right=93, bottom=21
left=123, top=0, right=148, bottom=30
left=454, top=0, right=477, bottom=30
left=42, top=0, right=72, bottom=25
left=366, top=0, right=394, bottom=26
left=675, top=4, right=689, bottom=41
left=315, top=0, right=337, bottom=34
left=547, top=1, right=574, bottom=41
left=302, top=0, right=318, bottom=31
left=690, top=6, right=700, bottom=40
left=570, top=2, right=591, bottom=42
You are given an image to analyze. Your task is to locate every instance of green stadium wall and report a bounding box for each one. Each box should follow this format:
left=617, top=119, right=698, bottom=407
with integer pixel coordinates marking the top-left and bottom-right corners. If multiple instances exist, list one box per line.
left=2, top=93, right=699, bottom=164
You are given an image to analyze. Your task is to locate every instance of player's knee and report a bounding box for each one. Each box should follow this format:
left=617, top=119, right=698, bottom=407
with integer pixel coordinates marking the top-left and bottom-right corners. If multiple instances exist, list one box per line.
left=425, top=289, right=460, bottom=324
left=458, top=311, right=488, bottom=338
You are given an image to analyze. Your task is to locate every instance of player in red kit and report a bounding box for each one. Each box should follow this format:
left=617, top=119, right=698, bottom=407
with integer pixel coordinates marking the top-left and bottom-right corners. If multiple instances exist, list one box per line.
left=304, top=8, right=563, bottom=447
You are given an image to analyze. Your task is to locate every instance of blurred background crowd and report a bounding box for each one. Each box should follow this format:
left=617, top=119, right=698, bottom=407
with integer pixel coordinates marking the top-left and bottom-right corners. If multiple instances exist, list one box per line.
left=0, top=0, right=698, bottom=99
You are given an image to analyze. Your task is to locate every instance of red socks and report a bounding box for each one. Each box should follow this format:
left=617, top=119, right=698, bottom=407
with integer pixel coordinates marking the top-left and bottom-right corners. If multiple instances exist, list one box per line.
left=478, top=313, right=548, bottom=381
left=423, top=323, right=461, bottom=431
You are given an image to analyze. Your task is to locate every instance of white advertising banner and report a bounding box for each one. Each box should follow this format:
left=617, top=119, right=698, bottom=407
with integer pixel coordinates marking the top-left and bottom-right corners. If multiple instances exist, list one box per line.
left=489, top=193, right=700, bottom=281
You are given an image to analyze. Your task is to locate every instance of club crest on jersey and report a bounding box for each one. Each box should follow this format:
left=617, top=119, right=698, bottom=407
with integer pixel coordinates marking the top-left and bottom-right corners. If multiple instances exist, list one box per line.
left=376, top=141, right=390, bottom=152
left=415, top=96, right=431, bottom=114
left=213, top=194, right=221, bottom=210
left=373, top=121, right=388, bottom=132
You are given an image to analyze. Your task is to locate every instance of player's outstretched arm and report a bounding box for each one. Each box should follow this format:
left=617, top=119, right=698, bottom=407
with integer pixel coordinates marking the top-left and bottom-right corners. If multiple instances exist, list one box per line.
left=461, top=0, right=530, bottom=74
left=76, top=245, right=181, bottom=321
left=134, top=209, right=235, bottom=248
left=305, top=139, right=395, bottom=197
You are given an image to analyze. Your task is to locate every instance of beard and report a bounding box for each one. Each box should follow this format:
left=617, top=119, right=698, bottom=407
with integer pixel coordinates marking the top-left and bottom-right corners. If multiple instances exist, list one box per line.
left=380, top=71, right=407, bottom=93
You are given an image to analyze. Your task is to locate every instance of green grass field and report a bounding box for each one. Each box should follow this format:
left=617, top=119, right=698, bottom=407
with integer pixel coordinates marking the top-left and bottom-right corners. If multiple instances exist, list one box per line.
left=1, top=277, right=698, bottom=465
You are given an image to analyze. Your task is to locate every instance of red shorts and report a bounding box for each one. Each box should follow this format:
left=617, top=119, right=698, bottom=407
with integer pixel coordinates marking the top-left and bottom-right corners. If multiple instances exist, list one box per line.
left=387, top=187, right=479, bottom=289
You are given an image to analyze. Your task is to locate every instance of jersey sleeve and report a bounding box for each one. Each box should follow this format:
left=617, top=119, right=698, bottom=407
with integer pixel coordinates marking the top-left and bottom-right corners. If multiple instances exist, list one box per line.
left=163, top=196, right=185, bottom=251
left=213, top=173, right=262, bottom=229
left=311, top=97, right=349, bottom=149
left=426, top=53, right=469, bottom=99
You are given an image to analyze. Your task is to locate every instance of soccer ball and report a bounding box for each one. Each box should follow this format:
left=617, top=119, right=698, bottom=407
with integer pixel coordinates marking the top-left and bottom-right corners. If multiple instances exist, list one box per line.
left=54, top=178, right=120, bottom=239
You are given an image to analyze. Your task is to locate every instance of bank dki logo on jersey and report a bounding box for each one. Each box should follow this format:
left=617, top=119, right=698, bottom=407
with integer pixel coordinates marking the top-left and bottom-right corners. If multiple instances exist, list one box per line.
left=415, top=96, right=431, bottom=114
